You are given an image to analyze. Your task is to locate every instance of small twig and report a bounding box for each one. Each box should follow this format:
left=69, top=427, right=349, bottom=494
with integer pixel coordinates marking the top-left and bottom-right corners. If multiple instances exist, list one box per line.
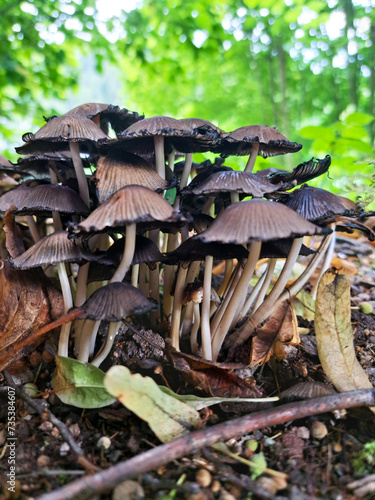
left=36, top=388, right=375, bottom=500
left=3, top=370, right=98, bottom=474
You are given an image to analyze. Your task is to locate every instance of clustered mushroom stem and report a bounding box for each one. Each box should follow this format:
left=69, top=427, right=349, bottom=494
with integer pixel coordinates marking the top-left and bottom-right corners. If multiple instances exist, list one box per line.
left=26, top=216, right=41, bottom=243
left=239, top=264, right=269, bottom=320
left=48, top=167, right=63, bottom=232
left=181, top=300, right=194, bottom=336
left=78, top=320, right=99, bottom=362
left=251, top=258, right=278, bottom=313
left=169, top=264, right=188, bottom=350
left=69, top=142, right=90, bottom=208
left=250, top=237, right=303, bottom=318
left=57, top=262, right=74, bottom=357
left=174, top=153, right=193, bottom=212
left=75, top=262, right=90, bottom=307
left=217, top=259, right=234, bottom=297
left=311, top=223, right=336, bottom=300
left=200, top=255, right=213, bottom=361
left=154, top=135, right=165, bottom=180
left=210, top=264, right=242, bottom=336
left=111, top=223, right=137, bottom=283
left=244, top=142, right=260, bottom=173
left=211, top=241, right=262, bottom=361
left=163, top=233, right=179, bottom=319
left=91, top=321, right=122, bottom=367
left=167, top=149, right=176, bottom=180
left=234, top=233, right=333, bottom=347
left=230, top=192, right=240, bottom=204
left=138, top=263, right=148, bottom=296
left=131, top=264, right=139, bottom=288
left=190, top=302, right=200, bottom=355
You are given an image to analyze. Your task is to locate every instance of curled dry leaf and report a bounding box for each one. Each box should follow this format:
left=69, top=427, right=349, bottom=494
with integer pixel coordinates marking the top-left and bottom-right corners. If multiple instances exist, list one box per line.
left=315, top=269, right=374, bottom=406
left=0, top=260, right=64, bottom=371
left=250, top=300, right=299, bottom=366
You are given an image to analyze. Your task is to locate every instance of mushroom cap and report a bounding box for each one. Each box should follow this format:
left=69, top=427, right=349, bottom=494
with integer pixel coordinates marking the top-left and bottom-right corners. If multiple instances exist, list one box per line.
left=16, top=115, right=109, bottom=154
left=164, top=234, right=249, bottom=265
left=217, top=125, right=302, bottom=158
left=10, top=231, right=100, bottom=269
left=0, top=183, right=33, bottom=213
left=12, top=184, right=90, bottom=216
left=182, top=282, right=220, bottom=305
left=182, top=170, right=282, bottom=198
left=94, top=151, right=169, bottom=203
left=121, top=115, right=187, bottom=137
left=260, top=238, right=315, bottom=259
left=75, top=185, right=175, bottom=233
left=76, top=282, right=157, bottom=321
left=281, top=184, right=356, bottom=222
left=197, top=199, right=329, bottom=245
left=265, top=156, right=331, bottom=185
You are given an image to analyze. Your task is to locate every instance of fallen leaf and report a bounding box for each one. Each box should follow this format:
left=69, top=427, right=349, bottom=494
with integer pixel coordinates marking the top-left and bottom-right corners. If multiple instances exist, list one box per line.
left=167, top=348, right=263, bottom=400
left=104, top=365, right=200, bottom=443
left=330, top=257, right=358, bottom=276
left=52, top=356, right=116, bottom=408
left=3, top=208, right=25, bottom=258
left=159, top=385, right=278, bottom=410
left=294, top=290, right=315, bottom=320
left=315, top=269, right=374, bottom=399
left=0, top=260, right=64, bottom=371
left=250, top=301, right=299, bottom=366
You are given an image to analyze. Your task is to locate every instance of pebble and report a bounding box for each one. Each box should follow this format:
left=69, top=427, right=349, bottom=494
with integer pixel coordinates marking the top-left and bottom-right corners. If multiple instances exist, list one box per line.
left=311, top=421, right=328, bottom=440
left=195, top=468, right=212, bottom=488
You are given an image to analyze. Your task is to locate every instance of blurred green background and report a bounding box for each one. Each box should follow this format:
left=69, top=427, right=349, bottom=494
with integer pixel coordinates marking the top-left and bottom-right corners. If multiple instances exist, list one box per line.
left=0, top=0, right=374, bottom=206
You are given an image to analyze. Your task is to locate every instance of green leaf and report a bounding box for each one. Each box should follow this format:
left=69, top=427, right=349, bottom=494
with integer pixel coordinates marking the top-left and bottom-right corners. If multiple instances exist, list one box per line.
left=51, top=356, right=116, bottom=409
left=104, top=365, right=200, bottom=443
left=159, top=386, right=279, bottom=410
left=343, top=112, right=374, bottom=127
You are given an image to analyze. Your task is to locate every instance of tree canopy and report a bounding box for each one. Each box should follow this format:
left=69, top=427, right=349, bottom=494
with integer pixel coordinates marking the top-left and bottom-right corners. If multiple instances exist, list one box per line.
left=0, top=0, right=374, bottom=204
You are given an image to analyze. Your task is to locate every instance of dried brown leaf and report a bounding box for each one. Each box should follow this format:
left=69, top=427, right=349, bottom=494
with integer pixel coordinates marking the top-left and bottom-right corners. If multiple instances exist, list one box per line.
left=315, top=269, right=374, bottom=397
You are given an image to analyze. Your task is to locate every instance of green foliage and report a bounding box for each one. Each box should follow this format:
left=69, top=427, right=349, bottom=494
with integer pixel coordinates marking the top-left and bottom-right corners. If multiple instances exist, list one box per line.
left=51, top=356, right=116, bottom=408
left=352, top=441, right=375, bottom=475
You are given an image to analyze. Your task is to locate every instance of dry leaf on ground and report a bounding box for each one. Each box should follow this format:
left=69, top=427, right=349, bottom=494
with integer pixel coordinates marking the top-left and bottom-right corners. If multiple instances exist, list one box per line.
left=315, top=269, right=374, bottom=398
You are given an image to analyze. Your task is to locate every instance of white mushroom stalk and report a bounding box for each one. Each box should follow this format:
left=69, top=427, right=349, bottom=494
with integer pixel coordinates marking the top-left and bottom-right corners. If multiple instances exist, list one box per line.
left=211, top=241, right=262, bottom=361
left=251, top=258, right=277, bottom=313
left=190, top=302, right=201, bottom=355
left=69, top=142, right=90, bottom=207
left=57, top=262, right=75, bottom=357
left=169, top=264, right=189, bottom=350
left=244, top=142, right=260, bottom=173
left=311, top=223, right=336, bottom=299
left=154, top=135, right=165, bottom=180
left=111, top=224, right=137, bottom=283
left=200, top=255, right=213, bottom=360
left=91, top=320, right=122, bottom=367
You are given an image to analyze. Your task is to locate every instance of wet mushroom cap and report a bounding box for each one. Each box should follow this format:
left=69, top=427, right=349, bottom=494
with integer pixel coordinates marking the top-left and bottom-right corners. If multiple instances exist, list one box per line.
left=75, top=185, right=175, bottom=233
left=281, top=184, right=357, bottom=222
left=76, top=282, right=157, bottom=321
left=197, top=199, right=329, bottom=245
left=11, top=184, right=90, bottom=216
left=10, top=231, right=101, bottom=269
left=0, top=183, right=33, bottom=213
left=182, top=170, right=283, bottom=197
left=94, top=151, right=169, bottom=204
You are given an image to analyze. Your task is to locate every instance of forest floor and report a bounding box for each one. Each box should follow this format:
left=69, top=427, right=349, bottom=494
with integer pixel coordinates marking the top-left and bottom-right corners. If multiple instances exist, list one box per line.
left=0, top=234, right=374, bottom=500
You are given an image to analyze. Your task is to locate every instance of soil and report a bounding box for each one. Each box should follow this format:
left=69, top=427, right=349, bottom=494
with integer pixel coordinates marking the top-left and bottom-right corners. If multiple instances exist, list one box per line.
left=0, top=234, right=374, bottom=500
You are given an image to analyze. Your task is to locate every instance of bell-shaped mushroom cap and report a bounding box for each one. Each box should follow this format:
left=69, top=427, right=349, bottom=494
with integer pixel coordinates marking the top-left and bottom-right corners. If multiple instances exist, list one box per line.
left=77, top=282, right=157, bottom=321
left=12, top=184, right=90, bottom=216
left=281, top=184, right=356, bottom=222
left=10, top=231, right=100, bottom=269
left=64, top=103, right=144, bottom=136
left=75, top=185, right=175, bottom=233
left=217, top=125, right=302, bottom=158
left=16, top=115, right=109, bottom=155
left=94, top=151, right=169, bottom=203
left=266, top=155, right=331, bottom=185
left=16, top=152, right=77, bottom=181
left=0, top=183, right=33, bottom=213
left=182, top=170, right=283, bottom=198
left=170, top=118, right=224, bottom=153
left=178, top=118, right=225, bottom=136
left=164, top=234, right=249, bottom=265
left=182, top=282, right=220, bottom=305
left=197, top=199, right=329, bottom=245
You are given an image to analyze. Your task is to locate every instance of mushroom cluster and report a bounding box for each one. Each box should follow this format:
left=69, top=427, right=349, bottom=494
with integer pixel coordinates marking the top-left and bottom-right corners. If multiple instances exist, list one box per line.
left=0, top=103, right=371, bottom=366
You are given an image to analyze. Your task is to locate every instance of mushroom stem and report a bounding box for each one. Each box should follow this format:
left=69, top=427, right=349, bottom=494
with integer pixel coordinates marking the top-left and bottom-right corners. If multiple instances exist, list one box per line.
left=57, top=262, right=74, bottom=357
left=230, top=192, right=239, bottom=204
left=131, top=264, right=139, bottom=288
left=244, top=142, right=260, bottom=173
left=26, top=216, right=41, bottom=243
left=251, top=258, right=278, bottom=313
left=69, top=142, right=90, bottom=207
left=211, top=241, right=262, bottom=361
left=201, top=255, right=213, bottom=360
left=78, top=320, right=99, bottom=362
left=239, top=265, right=269, bottom=319
left=111, top=224, right=137, bottom=283
left=75, top=262, right=90, bottom=307
left=182, top=301, right=194, bottom=336
left=154, top=135, right=165, bottom=180
left=91, top=321, right=122, bottom=367
left=139, top=263, right=148, bottom=296
left=311, top=223, right=336, bottom=300
left=217, top=259, right=234, bottom=297
left=163, top=233, right=179, bottom=319
left=250, top=237, right=303, bottom=318
left=167, top=149, right=176, bottom=180
left=234, top=234, right=332, bottom=346
left=169, top=264, right=188, bottom=350
left=48, top=167, right=63, bottom=232
left=190, top=302, right=200, bottom=355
